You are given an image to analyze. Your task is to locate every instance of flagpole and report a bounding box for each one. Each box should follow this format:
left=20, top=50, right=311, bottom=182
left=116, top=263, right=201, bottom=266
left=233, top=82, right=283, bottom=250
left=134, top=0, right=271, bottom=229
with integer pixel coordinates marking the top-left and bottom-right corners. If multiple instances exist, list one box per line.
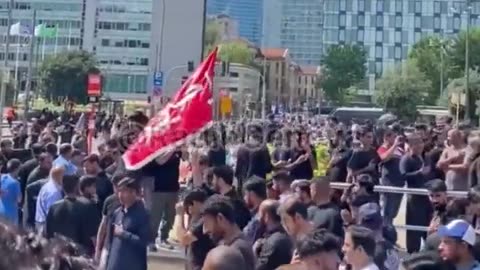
left=24, top=9, right=36, bottom=126
left=41, top=36, right=46, bottom=61
left=67, top=21, right=72, bottom=51
left=14, top=43, right=20, bottom=85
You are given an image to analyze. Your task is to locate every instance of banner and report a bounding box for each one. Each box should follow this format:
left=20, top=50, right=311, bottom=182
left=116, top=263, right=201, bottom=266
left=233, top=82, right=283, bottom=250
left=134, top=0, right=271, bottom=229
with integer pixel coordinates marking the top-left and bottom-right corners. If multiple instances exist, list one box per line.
left=123, top=48, right=218, bottom=170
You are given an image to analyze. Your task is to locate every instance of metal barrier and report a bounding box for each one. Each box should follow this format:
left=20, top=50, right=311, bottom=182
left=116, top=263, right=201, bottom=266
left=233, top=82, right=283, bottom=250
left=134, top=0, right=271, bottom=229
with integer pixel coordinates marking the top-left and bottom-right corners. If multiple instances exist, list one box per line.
left=329, top=182, right=469, bottom=232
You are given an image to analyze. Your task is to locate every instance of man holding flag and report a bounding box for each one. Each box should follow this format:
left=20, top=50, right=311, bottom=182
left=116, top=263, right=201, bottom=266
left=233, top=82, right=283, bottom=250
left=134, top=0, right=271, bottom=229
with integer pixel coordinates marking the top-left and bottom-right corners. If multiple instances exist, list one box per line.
left=116, top=48, right=218, bottom=253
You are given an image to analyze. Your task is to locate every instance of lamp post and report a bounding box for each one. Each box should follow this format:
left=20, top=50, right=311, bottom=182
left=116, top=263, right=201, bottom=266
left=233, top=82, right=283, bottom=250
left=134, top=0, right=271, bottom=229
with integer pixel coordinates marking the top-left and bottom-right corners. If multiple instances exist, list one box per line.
left=0, top=0, right=14, bottom=138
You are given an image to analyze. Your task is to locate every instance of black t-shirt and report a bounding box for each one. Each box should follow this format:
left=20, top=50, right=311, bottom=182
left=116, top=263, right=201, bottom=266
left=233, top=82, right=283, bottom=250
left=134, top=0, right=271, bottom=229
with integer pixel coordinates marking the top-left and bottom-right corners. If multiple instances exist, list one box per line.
left=143, top=152, right=181, bottom=192
left=327, top=148, right=352, bottom=183
left=272, top=146, right=291, bottom=162
left=46, top=197, right=100, bottom=254
left=348, top=148, right=380, bottom=181
left=208, top=147, right=226, bottom=167
left=96, top=172, right=113, bottom=210
left=235, top=143, right=273, bottom=183
left=400, top=154, right=426, bottom=188
left=289, top=146, right=316, bottom=180
left=307, top=202, right=344, bottom=239
left=187, top=219, right=215, bottom=270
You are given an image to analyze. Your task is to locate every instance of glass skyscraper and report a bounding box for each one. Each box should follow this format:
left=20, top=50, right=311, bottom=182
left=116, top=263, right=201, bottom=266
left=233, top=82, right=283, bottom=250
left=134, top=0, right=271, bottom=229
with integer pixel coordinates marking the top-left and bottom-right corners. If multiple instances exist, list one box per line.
left=207, top=0, right=263, bottom=45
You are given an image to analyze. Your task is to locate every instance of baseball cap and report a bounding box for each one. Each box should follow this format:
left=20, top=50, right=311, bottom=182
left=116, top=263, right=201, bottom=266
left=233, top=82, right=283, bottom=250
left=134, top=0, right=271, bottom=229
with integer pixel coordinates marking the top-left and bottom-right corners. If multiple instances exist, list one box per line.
left=437, top=219, right=476, bottom=246
left=358, top=203, right=383, bottom=231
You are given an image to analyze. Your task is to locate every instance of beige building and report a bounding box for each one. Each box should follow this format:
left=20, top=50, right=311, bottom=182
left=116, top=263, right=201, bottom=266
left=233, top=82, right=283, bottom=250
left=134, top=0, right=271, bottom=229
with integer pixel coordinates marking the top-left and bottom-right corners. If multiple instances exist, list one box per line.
left=296, top=65, right=321, bottom=105
left=260, top=48, right=296, bottom=108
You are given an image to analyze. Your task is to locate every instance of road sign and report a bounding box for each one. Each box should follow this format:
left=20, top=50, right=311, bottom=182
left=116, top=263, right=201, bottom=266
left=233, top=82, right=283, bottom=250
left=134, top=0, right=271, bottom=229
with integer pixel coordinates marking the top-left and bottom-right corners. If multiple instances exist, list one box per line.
left=87, top=74, right=101, bottom=96
left=153, top=71, right=163, bottom=86
left=153, top=85, right=162, bottom=97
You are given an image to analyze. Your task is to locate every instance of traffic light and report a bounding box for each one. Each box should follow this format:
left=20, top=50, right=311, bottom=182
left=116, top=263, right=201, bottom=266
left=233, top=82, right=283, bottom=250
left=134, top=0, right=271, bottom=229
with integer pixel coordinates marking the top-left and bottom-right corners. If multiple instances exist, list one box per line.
left=187, top=61, right=194, bottom=72
left=181, top=76, right=188, bottom=85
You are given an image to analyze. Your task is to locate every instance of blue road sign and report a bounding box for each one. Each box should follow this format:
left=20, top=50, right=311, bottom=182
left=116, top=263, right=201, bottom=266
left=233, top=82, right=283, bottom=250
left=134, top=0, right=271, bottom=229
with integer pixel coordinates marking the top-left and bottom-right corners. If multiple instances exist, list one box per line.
left=153, top=71, right=163, bottom=86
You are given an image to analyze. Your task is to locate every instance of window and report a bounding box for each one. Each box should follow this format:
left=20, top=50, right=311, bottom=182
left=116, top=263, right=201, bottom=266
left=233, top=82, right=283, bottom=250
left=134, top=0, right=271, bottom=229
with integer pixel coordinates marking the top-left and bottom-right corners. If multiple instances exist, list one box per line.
left=434, top=17, right=441, bottom=29
left=395, top=31, right=401, bottom=43
left=376, top=30, right=383, bottom=42
left=375, top=46, right=383, bottom=58
left=402, top=31, right=409, bottom=43
left=422, top=16, right=433, bottom=28
left=453, top=17, right=460, bottom=30
left=395, top=15, right=402, bottom=27
left=339, top=29, right=345, bottom=41
left=414, top=32, right=422, bottom=42
left=394, top=46, right=401, bottom=59
left=101, top=39, right=109, bottom=46
left=340, top=0, right=346, bottom=10
left=434, top=1, right=441, bottom=13
left=357, top=29, right=364, bottom=41
left=377, top=0, right=384, bottom=12
left=415, top=1, right=422, bottom=13
left=358, top=14, right=365, bottom=26
left=376, top=15, right=383, bottom=27
left=414, top=16, right=421, bottom=28
left=395, top=0, right=403, bottom=12
left=358, top=0, right=365, bottom=12
left=375, top=62, right=383, bottom=74
left=339, top=14, right=346, bottom=27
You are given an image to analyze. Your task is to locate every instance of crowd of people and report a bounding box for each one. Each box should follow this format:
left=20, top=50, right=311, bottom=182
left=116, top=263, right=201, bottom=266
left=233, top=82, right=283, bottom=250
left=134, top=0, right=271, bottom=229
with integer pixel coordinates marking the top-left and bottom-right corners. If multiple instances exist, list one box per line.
left=0, top=109, right=480, bottom=270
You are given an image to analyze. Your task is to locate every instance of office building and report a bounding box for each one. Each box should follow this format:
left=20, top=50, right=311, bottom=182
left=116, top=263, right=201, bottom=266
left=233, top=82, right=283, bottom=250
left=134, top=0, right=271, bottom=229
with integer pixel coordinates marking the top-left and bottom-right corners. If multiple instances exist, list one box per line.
left=262, top=0, right=325, bottom=65
left=0, top=0, right=205, bottom=101
left=264, top=0, right=480, bottom=96
left=322, top=0, right=480, bottom=94
left=207, top=0, right=262, bottom=45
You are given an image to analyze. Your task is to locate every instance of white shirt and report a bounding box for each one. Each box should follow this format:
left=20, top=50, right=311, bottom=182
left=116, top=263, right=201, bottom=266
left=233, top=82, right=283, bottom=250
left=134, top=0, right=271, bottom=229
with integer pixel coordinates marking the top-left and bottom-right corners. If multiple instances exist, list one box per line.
left=359, top=263, right=380, bottom=270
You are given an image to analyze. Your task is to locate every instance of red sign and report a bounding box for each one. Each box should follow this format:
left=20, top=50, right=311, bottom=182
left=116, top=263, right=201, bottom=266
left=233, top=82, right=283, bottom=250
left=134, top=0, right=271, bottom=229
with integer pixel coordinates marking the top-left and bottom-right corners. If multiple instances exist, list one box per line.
left=122, top=48, right=217, bottom=170
left=87, top=74, right=101, bottom=96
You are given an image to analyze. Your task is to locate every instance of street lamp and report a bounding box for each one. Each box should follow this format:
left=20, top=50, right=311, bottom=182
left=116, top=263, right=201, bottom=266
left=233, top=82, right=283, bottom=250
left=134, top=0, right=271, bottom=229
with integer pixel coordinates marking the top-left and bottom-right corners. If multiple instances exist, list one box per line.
left=451, top=2, right=475, bottom=122
left=0, top=0, right=14, bottom=138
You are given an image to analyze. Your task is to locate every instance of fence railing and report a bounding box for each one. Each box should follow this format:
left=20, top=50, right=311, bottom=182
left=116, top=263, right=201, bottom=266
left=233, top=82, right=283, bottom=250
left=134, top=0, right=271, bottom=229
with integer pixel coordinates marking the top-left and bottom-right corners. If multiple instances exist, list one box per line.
left=329, top=182, right=469, bottom=232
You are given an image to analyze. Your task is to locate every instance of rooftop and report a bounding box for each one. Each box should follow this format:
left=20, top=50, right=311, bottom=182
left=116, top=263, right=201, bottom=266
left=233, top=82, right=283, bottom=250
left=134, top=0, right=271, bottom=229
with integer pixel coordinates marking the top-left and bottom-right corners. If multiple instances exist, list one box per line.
left=300, top=65, right=320, bottom=75
left=260, top=48, right=288, bottom=60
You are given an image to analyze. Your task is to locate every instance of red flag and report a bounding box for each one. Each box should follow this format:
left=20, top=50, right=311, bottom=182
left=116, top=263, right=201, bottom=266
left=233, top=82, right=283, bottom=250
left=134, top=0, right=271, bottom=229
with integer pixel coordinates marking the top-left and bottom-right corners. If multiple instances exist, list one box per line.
left=123, top=48, right=217, bottom=170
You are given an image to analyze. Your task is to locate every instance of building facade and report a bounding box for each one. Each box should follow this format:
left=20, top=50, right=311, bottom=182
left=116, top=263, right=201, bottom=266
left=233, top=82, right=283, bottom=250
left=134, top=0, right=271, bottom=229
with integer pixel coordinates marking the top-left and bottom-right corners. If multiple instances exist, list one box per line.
left=263, top=0, right=480, bottom=96
left=207, top=0, right=262, bottom=45
left=262, top=0, right=325, bottom=66
left=0, top=0, right=205, bottom=101
left=296, top=65, right=320, bottom=104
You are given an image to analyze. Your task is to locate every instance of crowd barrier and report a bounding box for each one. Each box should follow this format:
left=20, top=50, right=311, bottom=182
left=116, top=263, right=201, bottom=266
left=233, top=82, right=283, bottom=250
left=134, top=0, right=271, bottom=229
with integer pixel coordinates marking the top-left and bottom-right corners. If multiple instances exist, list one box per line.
left=330, top=182, right=469, bottom=232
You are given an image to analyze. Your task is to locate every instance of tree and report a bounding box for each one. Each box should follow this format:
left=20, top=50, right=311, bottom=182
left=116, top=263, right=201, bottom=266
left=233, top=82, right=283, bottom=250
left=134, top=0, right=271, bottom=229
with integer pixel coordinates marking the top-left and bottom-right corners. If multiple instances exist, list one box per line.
left=409, top=36, right=452, bottom=105
left=318, top=44, right=367, bottom=104
left=218, top=41, right=255, bottom=65
left=444, top=68, right=480, bottom=118
left=375, top=59, right=432, bottom=119
left=38, top=50, right=99, bottom=104
left=448, top=28, right=480, bottom=78
left=204, top=20, right=222, bottom=57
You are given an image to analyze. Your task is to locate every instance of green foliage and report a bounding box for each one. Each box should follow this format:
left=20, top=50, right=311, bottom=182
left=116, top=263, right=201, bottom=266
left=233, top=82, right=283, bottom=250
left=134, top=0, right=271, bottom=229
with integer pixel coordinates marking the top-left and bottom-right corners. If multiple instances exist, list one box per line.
left=38, top=50, right=99, bottom=104
left=408, top=36, right=451, bottom=104
left=448, top=28, right=480, bottom=78
left=445, top=68, right=480, bottom=109
left=204, top=20, right=222, bottom=57
left=218, top=42, right=254, bottom=65
left=318, top=44, right=367, bottom=104
left=375, top=60, right=432, bottom=119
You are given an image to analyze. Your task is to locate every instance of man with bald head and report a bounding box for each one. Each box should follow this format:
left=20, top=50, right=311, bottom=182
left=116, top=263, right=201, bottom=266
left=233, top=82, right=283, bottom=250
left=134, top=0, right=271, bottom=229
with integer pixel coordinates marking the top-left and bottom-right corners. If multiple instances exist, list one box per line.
left=202, top=246, right=247, bottom=270
left=255, top=199, right=293, bottom=270
left=437, top=128, right=468, bottom=191
left=35, top=166, right=65, bottom=234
